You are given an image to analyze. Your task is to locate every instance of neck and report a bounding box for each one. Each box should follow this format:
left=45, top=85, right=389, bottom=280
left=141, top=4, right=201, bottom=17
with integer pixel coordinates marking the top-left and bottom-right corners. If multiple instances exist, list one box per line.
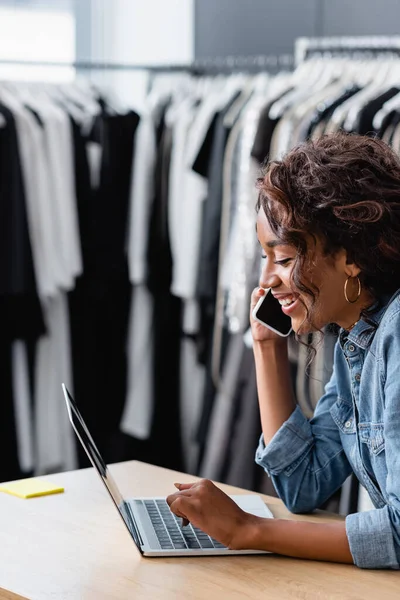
left=337, top=292, right=375, bottom=332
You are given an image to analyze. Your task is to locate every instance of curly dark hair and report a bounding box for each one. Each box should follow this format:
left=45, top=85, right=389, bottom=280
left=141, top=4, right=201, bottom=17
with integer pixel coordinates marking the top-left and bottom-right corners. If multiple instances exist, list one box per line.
left=256, top=132, right=400, bottom=330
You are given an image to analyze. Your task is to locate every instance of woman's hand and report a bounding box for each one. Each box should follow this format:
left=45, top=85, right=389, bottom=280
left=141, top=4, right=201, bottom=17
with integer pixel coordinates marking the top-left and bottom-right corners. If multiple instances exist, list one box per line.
left=166, top=479, right=259, bottom=550
left=250, top=287, right=284, bottom=343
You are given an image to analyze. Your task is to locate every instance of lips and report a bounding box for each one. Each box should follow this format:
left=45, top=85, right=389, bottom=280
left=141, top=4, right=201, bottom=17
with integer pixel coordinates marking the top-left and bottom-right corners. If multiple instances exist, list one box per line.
left=278, top=297, right=295, bottom=307
left=273, top=293, right=299, bottom=315
left=272, top=293, right=297, bottom=307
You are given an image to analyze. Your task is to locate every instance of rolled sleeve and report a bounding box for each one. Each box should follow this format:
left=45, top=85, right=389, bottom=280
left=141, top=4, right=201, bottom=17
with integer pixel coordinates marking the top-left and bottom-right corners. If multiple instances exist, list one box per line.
left=346, top=507, right=399, bottom=569
left=255, top=406, right=313, bottom=476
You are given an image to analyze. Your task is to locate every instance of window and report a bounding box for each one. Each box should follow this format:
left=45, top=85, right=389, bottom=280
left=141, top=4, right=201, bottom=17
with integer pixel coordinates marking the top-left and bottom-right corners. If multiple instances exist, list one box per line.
left=0, top=1, right=75, bottom=81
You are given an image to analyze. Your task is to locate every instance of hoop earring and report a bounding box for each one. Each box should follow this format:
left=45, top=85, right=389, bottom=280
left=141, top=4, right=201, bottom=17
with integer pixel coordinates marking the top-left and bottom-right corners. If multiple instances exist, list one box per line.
left=344, top=275, right=361, bottom=304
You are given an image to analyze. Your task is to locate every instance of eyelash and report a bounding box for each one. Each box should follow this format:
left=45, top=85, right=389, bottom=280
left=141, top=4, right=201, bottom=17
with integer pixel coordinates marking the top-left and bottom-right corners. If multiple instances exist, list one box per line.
left=261, top=256, right=292, bottom=266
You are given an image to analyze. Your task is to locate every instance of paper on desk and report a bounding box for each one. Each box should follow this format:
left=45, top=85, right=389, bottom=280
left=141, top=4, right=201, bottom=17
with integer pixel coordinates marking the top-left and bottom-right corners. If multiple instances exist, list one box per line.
left=0, top=478, right=64, bottom=499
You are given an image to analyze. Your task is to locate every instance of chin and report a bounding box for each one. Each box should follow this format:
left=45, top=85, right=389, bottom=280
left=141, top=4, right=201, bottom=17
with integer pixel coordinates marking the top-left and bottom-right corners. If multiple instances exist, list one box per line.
left=292, top=318, right=315, bottom=336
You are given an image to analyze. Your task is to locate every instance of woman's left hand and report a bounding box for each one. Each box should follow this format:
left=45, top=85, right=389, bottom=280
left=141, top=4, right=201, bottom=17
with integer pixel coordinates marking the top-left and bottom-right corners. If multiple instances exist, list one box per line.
left=166, top=479, right=259, bottom=549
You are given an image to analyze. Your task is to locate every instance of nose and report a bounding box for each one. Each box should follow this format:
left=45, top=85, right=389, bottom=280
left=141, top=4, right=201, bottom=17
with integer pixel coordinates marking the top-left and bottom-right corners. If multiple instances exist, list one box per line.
left=259, top=260, right=281, bottom=290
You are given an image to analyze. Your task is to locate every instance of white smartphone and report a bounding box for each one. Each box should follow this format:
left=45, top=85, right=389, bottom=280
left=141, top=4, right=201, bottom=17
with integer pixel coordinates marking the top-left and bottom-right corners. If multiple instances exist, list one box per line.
left=252, top=288, right=293, bottom=337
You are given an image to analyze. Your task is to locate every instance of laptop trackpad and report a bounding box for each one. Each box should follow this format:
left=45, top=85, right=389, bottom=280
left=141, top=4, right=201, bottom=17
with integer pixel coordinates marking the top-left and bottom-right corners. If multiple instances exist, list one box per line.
left=229, top=495, right=274, bottom=519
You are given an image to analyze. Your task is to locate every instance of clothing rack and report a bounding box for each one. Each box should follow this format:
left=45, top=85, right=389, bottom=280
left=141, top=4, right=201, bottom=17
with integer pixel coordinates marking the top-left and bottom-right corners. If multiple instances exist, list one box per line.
left=0, top=58, right=193, bottom=72
left=192, top=54, right=294, bottom=71
left=0, top=54, right=294, bottom=74
left=295, top=35, right=400, bottom=65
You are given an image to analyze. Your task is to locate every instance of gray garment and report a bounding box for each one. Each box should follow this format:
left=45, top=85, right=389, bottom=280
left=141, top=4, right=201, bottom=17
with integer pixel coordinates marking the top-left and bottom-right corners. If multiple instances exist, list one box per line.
left=294, top=327, right=337, bottom=418
left=179, top=337, right=206, bottom=474
left=309, top=328, right=337, bottom=408
left=223, top=345, right=259, bottom=489
left=199, top=333, right=245, bottom=481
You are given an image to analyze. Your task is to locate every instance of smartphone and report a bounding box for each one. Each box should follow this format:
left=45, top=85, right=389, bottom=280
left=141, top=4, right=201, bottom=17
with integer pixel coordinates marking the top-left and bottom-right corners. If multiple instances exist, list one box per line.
left=252, top=288, right=293, bottom=337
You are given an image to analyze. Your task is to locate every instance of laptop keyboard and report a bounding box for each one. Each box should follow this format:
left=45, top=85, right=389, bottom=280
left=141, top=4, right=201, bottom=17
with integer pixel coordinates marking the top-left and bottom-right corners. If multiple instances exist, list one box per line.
left=137, top=499, right=227, bottom=551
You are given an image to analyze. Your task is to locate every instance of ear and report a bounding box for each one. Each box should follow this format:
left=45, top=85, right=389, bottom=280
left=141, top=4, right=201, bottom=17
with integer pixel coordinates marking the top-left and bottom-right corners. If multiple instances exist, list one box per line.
left=336, top=249, right=361, bottom=277
left=345, top=263, right=361, bottom=278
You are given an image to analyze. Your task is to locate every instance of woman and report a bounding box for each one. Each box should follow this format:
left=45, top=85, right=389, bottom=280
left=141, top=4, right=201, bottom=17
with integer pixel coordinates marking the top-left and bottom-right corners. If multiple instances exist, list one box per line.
left=167, top=132, right=400, bottom=569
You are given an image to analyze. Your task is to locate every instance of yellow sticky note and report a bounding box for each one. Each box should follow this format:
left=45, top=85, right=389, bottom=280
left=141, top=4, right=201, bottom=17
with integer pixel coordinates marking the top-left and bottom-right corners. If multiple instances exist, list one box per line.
left=0, top=478, right=64, bottom=499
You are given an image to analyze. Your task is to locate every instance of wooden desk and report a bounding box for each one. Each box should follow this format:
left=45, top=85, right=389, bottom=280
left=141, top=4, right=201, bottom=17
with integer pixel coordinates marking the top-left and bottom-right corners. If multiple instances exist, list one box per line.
left=0, top=461, right=398, bottom=599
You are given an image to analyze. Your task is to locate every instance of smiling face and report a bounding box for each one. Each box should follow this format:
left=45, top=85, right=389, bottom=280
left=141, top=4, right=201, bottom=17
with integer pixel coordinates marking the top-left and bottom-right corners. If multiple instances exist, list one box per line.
left=256, top=209, right=371, bottom=334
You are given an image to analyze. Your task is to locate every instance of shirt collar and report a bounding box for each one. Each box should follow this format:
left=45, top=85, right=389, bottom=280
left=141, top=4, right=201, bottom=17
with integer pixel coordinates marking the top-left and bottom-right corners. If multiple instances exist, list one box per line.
left=340, top=289, right=400, bottom=349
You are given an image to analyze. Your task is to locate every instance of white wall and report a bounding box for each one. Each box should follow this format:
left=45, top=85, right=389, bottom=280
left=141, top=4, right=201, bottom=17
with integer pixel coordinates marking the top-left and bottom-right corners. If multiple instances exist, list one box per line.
left=104, top=0, right=194, bottom=65
left=76, top=0, right=194, bottom=110
left=0, top=1, right=75, bottom=81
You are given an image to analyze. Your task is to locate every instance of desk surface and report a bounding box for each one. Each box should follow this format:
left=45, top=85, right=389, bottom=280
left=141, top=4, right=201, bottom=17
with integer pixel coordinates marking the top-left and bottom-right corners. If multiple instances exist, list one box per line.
left=0, top=461, right=398, bottom=600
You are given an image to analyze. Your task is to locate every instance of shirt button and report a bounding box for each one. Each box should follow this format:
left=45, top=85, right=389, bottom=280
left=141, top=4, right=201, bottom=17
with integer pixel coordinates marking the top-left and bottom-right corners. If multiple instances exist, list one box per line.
left=345, top=420, right=352, bottom=429
left=355, top=373, right=361, bottom=382
left=348, top=344, right=355, bottom=352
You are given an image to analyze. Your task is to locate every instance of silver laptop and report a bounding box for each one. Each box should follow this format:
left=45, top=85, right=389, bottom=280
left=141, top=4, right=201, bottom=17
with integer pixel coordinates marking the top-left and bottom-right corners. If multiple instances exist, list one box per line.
left=62, top=383, right=273, bottom=557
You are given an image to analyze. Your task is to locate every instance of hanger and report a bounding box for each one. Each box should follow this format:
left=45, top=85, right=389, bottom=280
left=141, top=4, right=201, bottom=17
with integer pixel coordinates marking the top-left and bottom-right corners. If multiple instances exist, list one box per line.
left=268, top=55, right=339, bottom=121
left=373, top=90, right=400, bottom=130
left=343, top=57, right=398, bottom=131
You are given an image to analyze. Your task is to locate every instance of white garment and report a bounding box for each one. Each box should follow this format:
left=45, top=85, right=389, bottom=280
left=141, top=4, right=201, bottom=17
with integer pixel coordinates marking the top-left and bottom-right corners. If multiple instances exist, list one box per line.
left=168, top=96, right=197, bottom=298
left=168, top=106, right=207, bottom=301
left=120, top=285, right=154, bottom=440
left=123, top=91, right=170, bottom=440
left=34, top=292, right=77, bottom=475
left=170, top=80, right=245, bottom=304
left=3, top=90, right=80, bottom=476
left=11, top=342, right=34, bottom=473
left=166, top=95, right=203, bottom=335
left=38, top=101, right=82, bottom=289
left=222, top=97, right=263, bottom=333
left=0, top=90, right=56, bottom=298
left=27, top=100, right=79, bottom=475
left=11, top=93, right=78, bottom=290
left=127, top=108, right=157, bottom=285
left=58, top=108, right=82, bottom=282
left=358, top=485, right=376, bottom=513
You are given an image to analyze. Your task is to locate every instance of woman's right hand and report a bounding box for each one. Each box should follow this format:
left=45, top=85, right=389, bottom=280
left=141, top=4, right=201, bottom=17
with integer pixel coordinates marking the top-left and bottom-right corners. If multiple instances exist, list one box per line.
left=250, top=287, right=286, bottom=343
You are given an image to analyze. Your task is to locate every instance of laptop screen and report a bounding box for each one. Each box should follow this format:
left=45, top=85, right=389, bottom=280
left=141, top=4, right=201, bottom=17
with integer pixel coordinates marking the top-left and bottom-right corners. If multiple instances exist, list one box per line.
left=62, top=384, right=142, bottom=549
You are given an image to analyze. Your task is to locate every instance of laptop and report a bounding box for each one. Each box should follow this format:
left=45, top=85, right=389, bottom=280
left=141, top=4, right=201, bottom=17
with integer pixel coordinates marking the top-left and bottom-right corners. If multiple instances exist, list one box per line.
left=62, top=383, right=273, bottom=557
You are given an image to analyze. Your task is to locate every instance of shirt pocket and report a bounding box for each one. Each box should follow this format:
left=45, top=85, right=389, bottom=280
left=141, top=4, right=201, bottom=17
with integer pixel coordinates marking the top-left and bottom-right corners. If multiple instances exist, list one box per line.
left=330, top=398, right=356, bottom=434
left=358, top=423, right=385, bottom=456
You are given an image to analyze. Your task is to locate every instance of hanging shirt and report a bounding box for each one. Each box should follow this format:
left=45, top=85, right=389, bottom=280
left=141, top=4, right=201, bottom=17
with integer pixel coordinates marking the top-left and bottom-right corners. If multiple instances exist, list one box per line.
left=0, top=102, right=45, bottom=481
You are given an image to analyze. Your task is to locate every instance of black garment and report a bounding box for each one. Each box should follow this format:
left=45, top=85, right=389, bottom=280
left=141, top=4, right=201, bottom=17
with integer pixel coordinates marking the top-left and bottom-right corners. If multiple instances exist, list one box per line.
left=250, top=91, right=293, bottom=164
left=0, top=104, right=45, bottom=482
left=189, top=97, right=241, bottom=469
left=375, top=108, right=398, bottom=139
left=106, top=101, right=185, bottom=471
left=354, top=87, right=400, bottom=135
left=305, top=85, right=361, bottom=140
left=0, top=104, right=45, bottom=341
left=192, top=95, right=239, bottom=361
left=377, top=109, right=400, bottom=143
left=0, top=343, right=25, bottom=481
left=100, top=108, right=183, bottom=472
left=145, top=123, right=184, bottom=471
left=194, top=96, right=239, bottom=306
left=69, top=117, right=91, bottom=265
left=68, top=110, right=139, bottom=467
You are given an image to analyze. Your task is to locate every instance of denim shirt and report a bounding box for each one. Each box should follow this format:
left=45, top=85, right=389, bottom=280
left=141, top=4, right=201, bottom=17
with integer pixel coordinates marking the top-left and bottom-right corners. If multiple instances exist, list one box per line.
left=255, top=290, right=400, bottom=569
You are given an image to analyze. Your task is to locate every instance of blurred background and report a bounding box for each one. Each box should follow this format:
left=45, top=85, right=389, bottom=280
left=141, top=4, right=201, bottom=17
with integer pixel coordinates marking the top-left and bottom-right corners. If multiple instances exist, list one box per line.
left=1, top=0, right=400, bottom=516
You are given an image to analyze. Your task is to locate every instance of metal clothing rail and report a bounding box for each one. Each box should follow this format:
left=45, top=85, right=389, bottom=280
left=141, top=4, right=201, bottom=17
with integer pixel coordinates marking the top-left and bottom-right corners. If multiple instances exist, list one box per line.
left=0, top=58, right=194, bottom=72
left=295, top=35, right=400, bottom=65
left=0, top=55, right=294, bottom=73
left=192, top=54, right=294, bottom=70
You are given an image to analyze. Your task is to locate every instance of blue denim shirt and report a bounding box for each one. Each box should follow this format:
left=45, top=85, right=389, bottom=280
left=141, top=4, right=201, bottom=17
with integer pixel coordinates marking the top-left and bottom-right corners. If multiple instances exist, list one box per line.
left=255, top=290, right=400, bottom=569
